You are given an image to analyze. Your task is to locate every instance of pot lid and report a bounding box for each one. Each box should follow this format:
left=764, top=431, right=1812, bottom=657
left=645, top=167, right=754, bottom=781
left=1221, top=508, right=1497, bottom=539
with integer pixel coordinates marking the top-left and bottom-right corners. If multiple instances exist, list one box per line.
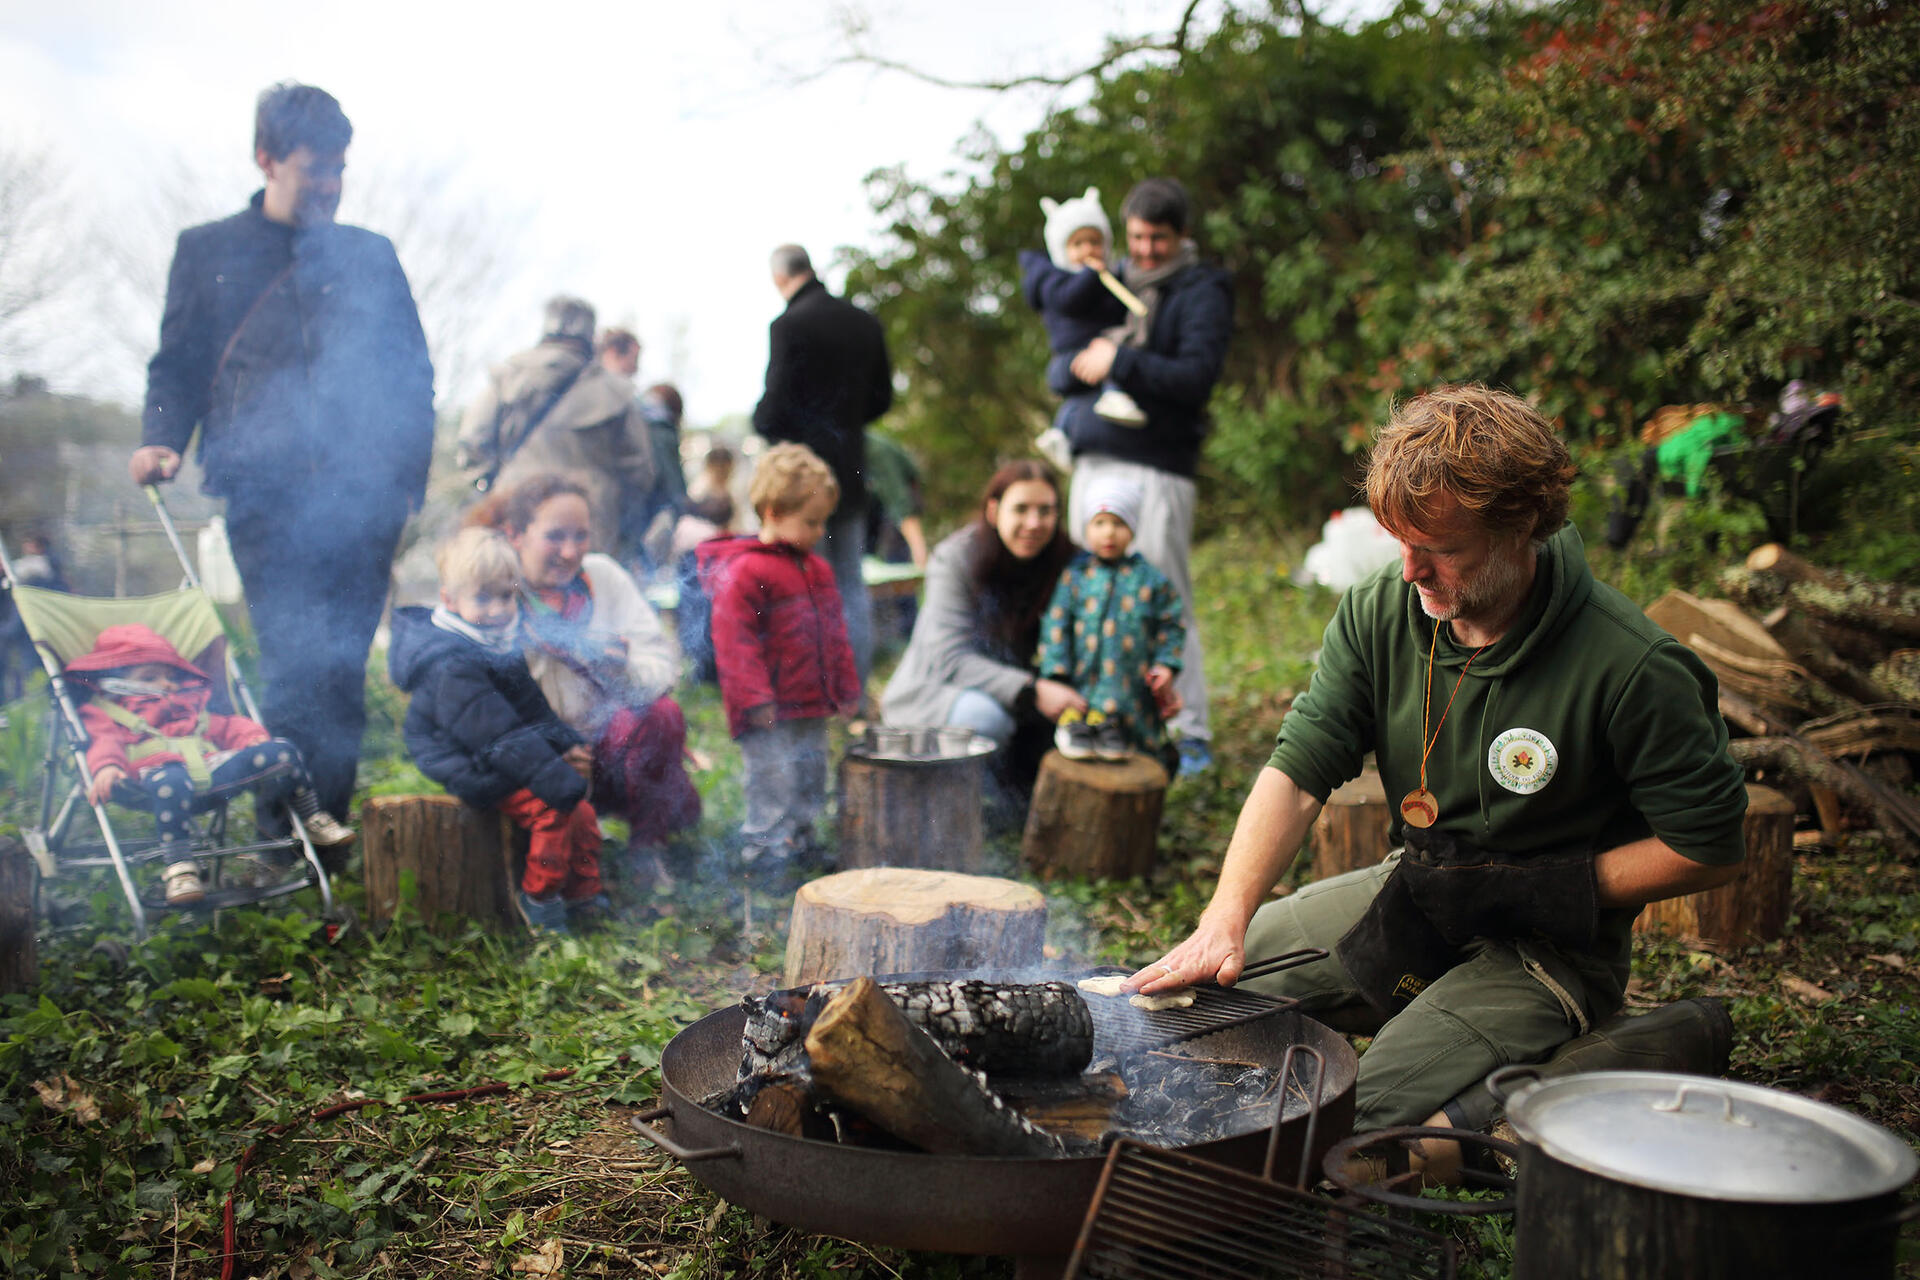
left=1503, top=1071, right=1918, bottom=1203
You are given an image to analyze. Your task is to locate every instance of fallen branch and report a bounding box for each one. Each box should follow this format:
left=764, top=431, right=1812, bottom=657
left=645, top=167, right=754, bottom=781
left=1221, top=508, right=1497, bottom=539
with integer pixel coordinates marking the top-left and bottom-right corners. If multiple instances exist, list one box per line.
left=1728, top=737, right=1920, bottom=860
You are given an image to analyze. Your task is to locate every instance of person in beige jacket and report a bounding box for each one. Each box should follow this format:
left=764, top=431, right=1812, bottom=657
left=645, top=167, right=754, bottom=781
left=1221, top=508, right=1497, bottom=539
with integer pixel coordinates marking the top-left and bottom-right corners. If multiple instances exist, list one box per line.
left=457, top=296, right=655, bottom=558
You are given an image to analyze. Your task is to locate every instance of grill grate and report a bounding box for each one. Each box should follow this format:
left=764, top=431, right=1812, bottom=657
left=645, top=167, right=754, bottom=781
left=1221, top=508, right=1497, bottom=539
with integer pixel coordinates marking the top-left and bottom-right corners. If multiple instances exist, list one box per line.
left=1085, top=984, right=1300, bottom=1059
left=1064, top=1141, right=1457, bottom=1280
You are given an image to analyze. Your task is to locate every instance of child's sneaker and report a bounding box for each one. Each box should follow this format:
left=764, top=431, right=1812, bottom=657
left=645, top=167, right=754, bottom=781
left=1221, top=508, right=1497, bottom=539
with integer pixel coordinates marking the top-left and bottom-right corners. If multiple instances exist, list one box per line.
left=1055, top=707, right=1095, bottom=760
left=1092, top=716, right=1132, bottom=762
left=565, top=892, right=614, bottom=930
left=162, top=861, right=206, bottom=905
left=1093, top=388, right=1148, bottom=427
left=301, top=811, right=357, bottom=847
left=1034, top=426, right=1075, bottom=472
left=515, top=890, right=571, bottom=935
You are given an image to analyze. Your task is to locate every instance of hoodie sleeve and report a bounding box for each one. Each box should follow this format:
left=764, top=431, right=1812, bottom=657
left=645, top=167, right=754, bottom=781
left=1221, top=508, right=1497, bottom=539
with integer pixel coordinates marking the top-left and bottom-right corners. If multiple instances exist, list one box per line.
left=1267, top=588, right=1377, bottom=803
left=436, top=661, right=584, bottom=809
left=1605, top=639, right=1749, bottom=866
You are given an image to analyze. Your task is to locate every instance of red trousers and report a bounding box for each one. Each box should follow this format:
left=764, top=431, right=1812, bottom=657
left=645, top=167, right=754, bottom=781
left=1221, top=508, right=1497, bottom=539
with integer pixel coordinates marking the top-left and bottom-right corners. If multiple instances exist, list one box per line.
left=591, top=696, right=702, bottom=846
left=497, top=789, right=602, bottom=901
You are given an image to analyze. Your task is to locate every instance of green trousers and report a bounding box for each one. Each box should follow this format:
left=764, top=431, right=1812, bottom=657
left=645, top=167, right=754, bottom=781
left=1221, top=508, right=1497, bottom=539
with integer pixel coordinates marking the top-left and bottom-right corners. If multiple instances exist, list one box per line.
left=1240, top=855, right=1615, bottom=1130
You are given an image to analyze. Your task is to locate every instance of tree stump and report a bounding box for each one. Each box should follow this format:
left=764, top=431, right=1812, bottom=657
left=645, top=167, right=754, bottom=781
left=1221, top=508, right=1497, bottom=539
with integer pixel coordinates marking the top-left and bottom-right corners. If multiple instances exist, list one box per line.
left=1310, top=769, right=1392, bottom=880
left=837, top=753, right=985, bottom=873
left=361, top=795, right=520, bottom=935
left=0, top=836, right=36, bottom=994
left=1021, top=750, right=1168, bottom=880
left=1634, top=785, right=1797, bottom=950
left=783, top=867, right=1046, bottom=987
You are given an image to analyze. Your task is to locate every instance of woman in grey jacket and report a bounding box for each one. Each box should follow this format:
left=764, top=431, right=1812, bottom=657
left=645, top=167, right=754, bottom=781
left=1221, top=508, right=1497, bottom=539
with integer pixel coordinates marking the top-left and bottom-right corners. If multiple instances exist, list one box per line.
left=881, top=461, right=1083, bottom=819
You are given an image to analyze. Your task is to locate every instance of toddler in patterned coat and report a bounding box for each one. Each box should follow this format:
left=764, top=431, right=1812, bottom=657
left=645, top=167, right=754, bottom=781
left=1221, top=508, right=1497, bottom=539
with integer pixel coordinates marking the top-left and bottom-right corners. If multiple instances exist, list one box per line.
left=1036, top=476, right=1186, bottom=762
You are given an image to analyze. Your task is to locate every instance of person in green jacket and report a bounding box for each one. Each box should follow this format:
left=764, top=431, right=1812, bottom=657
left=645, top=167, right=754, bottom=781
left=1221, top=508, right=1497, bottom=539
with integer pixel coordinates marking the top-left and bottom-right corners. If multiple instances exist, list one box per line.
left=1125, top=384, right=1748, bottom=1137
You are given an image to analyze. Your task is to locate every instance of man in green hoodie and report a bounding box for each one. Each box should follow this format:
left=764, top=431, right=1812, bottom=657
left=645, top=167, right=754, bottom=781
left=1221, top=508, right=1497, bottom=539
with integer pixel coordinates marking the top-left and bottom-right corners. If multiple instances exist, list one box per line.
left=1125, top=385, right=1747, bottom=1133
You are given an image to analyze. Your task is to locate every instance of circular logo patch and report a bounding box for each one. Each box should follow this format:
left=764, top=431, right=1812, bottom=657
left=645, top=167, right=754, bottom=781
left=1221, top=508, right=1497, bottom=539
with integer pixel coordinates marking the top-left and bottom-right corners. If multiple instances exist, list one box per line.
left=1488, top=728, right=1558, bottom=795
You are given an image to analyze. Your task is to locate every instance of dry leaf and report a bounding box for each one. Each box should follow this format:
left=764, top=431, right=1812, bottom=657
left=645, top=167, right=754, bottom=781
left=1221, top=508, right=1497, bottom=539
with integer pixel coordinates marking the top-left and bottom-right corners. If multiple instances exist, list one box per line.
left=1781, top=975, right=1835, bottom=1004
left=31, top=1075, right=100, bottom=1124
left=192, top=1157, right=218, bottom=1175
left=1869, top=953, right=1908, bottom=971
left=510, top=1239, right=564, bottom=1276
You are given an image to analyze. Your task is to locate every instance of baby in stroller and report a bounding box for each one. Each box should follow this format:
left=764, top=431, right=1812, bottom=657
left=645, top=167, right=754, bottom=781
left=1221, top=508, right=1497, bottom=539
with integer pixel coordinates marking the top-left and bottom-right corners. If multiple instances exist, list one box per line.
left=66, top=623, right=354, bottom=905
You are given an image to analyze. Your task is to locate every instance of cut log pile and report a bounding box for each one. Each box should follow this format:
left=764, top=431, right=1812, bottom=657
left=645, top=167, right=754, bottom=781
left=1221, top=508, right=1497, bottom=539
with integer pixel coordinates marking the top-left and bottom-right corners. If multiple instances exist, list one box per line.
left=1649, top=544, right=1920, bottom=863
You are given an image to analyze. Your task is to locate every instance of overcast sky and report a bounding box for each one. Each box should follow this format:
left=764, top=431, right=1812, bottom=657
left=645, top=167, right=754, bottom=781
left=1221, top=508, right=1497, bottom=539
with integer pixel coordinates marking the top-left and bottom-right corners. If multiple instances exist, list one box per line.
left=0, top=0, right=1373, bottom=423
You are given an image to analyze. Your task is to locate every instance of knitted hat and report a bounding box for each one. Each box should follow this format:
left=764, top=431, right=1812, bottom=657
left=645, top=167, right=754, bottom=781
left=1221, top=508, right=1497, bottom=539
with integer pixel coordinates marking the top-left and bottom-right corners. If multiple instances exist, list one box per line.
left=1083, top=476, right=1143, bottom=535
left=1040, top=187, right=1113, bottom=269
left=64, top=624, right=209, bottom=681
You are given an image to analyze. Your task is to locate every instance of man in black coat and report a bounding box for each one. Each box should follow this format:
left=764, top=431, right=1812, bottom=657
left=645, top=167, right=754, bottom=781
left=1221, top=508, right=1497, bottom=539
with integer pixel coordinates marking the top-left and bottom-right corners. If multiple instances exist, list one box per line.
left=751, top=244, right=893, bottom=683
left=1054, top=178, right=1233, bottom=778
left=130, top=82, right=435, bottom=826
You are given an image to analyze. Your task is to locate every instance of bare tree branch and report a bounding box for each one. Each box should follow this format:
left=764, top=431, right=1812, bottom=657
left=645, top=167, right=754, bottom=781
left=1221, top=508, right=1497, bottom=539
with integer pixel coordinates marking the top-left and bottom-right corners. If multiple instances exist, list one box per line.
left=783, top=1, right=1227, bottom=95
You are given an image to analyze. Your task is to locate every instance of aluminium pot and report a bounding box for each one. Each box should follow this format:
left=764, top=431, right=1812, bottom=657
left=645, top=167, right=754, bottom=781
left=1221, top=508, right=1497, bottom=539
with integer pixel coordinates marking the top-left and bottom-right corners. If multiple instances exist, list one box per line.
left=631, top=980, right=1358, bottom=1257
left=1487, top=1067, right=1920, bottom=1280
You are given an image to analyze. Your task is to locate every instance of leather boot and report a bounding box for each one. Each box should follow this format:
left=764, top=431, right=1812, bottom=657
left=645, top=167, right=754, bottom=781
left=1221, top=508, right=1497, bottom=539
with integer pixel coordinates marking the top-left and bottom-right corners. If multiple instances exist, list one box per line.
left=1440, top=996, right=1735, bottom=1132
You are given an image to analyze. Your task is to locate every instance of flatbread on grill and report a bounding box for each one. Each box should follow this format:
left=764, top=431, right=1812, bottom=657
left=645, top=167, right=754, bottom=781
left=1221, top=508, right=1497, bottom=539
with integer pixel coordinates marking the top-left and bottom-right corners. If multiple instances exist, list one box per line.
left=1076, top=974, right=1130, bottom=997
left=1129, top=989, right=1196, bottom=1012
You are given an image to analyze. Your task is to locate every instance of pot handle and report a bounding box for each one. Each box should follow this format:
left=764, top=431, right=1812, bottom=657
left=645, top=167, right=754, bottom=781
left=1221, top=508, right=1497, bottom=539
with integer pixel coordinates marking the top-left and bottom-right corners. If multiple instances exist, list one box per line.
left=629, top=1105, right=744, bottom=1164
left=1652, top=1082, right=1756, bottom=1127
left=1484, top=1064, right=1542, bottom=1105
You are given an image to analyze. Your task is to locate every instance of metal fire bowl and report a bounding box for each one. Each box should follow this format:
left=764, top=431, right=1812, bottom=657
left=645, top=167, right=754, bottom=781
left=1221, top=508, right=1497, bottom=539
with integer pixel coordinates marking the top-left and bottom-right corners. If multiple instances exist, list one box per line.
left=635, top=992, right=1358, bottom=1257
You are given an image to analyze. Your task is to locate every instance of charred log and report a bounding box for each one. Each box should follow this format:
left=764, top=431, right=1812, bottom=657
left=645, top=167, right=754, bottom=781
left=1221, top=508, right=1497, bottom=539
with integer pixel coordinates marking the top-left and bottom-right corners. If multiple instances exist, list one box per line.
left=738, top=977, right=1093, bottom=1081
left=804, top=977, right=1067, bottom=1157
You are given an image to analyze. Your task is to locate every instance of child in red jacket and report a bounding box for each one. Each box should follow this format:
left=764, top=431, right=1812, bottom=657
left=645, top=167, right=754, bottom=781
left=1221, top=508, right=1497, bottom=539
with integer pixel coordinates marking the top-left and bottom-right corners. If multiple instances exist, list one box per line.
left=698, top=444, right=862, bottom=871
left=66, top=624, right=353, bottom=905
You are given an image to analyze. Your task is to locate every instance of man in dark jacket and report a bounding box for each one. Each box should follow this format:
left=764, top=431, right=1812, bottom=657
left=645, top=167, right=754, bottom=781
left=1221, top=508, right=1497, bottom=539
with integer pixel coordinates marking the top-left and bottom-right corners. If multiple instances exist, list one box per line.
left=130, top=82, right=435, bottom=825
left=1056, top=178, right=1232, bottom=776
left=751, top=244, right=893, bottom=684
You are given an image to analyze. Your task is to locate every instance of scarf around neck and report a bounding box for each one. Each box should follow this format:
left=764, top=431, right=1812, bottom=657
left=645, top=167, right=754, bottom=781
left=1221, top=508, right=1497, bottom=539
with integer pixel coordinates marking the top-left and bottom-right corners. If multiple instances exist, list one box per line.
left=1111, top=241, right=1201, bottom=350
left=431, top=606, right=519, bottom=655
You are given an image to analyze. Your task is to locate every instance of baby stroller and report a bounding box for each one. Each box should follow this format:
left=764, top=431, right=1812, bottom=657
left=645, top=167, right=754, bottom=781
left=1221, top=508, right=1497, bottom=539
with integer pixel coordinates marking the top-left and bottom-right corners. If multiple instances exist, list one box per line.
left=0, top=487, right=338, bottom=941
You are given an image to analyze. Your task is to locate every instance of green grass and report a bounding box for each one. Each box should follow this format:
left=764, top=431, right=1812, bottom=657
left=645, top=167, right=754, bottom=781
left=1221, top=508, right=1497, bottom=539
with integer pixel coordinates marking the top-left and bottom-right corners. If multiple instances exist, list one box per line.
left=2, top=518, right=1916, bottom=1278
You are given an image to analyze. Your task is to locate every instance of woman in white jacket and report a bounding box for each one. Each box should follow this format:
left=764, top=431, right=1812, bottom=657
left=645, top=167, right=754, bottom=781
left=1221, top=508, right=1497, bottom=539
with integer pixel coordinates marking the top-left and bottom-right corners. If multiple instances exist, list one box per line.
left=489, top=474, right=701, bottom=884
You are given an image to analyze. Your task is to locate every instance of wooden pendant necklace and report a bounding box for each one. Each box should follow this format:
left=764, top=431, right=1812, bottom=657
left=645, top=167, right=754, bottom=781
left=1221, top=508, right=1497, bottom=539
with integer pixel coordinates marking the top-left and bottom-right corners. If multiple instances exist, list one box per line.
left=1400, top=624, right=1493, bottom=828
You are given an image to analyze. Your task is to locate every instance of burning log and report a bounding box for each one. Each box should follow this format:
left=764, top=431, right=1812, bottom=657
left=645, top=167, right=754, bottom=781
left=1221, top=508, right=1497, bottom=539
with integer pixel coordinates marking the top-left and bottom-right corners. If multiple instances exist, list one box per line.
left=360, top=795, right=520, bottom=934
left=1021, top=750, right=1168, bottom=880
left=740, top=977, right=1095, bottom=1080
left=804, top=977, right=1066, bottom=1157
left=782, top=867, right=1045, bottom=987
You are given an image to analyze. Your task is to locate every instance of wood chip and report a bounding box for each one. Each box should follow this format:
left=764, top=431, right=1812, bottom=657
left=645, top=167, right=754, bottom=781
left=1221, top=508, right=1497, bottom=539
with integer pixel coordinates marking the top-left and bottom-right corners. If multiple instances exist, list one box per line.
left=1781, top=974, right=1835, bottom=1004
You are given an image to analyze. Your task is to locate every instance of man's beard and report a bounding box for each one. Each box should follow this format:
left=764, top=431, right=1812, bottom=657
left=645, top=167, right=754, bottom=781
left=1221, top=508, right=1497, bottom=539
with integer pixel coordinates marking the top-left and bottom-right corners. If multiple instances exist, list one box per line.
left=1419, top=544, right=1532, bottom=626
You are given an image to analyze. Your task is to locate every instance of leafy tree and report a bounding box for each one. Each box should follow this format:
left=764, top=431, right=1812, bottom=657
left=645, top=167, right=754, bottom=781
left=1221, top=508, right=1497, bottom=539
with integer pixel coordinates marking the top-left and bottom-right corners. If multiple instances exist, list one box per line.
left=844, top=3, right=1520, bottom=532
left=1406, top=0, right=1920, bottom=440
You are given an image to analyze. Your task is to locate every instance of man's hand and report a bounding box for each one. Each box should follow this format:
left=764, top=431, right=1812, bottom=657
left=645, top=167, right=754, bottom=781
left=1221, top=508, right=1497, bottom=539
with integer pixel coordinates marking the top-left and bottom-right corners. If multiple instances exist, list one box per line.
left=563, top=745, right=593, bottom=781
left=1070, top=337, right=1118, bottom=385
left=1146, top=664, right=1181, bottom=717
left=1032, top=678, right=1088, bottom=722
left=1122, top=910, right=1251, bottom=995
left=88, top=765, right=127, bottom=805
left=129, top=446, right=182, bottom=486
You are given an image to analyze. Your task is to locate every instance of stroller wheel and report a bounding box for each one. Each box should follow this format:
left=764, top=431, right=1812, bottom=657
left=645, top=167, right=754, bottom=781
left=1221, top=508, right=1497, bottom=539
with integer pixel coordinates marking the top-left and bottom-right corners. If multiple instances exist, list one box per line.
left=89, top=938, right=130, bottom=969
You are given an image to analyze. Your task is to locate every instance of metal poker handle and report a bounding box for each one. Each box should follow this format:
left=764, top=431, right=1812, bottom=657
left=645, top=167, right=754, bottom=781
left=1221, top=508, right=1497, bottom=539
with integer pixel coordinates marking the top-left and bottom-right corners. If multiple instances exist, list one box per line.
left=1236, top=947, right=1329, bottom=983
left=629, top=1106, right=743, bottom=1163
